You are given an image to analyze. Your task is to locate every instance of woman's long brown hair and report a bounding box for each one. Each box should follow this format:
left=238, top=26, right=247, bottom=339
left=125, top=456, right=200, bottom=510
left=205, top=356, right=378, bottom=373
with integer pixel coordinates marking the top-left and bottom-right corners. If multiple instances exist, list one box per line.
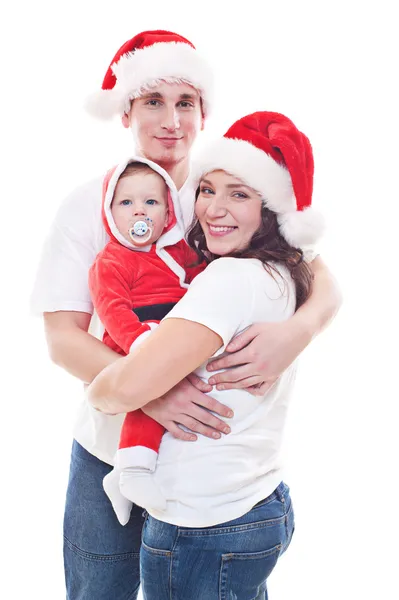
left=186, top=195, right=313, bottom=310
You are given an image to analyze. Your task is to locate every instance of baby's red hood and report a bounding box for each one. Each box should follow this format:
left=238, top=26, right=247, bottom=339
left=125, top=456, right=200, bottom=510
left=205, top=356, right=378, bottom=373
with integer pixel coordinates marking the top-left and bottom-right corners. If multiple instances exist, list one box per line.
left=102, top=156, right=185, bottom=252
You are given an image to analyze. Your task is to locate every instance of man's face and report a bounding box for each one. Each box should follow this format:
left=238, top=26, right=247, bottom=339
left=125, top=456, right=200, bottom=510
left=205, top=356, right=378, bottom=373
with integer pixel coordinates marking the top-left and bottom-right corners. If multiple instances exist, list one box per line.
left=122, top=82, right=204, bottom=166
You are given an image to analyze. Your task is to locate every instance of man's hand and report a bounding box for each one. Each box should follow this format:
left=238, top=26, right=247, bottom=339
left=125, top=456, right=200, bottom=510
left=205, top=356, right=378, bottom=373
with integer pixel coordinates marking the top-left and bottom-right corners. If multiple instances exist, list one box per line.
left=141, top=375, right=234, bottom=441
left=207, top=320, right=310, bottom=396
left=206, top=257, right=341, bottom=396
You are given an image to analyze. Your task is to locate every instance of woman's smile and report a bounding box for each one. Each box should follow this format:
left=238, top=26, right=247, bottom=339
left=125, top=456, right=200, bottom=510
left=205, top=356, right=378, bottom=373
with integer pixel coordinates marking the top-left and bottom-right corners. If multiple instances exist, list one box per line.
left=207, top=223, right=238, bottom=236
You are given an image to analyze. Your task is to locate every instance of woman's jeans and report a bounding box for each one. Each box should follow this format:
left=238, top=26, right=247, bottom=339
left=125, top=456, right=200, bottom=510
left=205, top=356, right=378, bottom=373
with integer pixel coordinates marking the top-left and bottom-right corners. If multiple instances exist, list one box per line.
left=141, top=481, right=295, bottom=600
left=63, top=441, right=145, bottom=600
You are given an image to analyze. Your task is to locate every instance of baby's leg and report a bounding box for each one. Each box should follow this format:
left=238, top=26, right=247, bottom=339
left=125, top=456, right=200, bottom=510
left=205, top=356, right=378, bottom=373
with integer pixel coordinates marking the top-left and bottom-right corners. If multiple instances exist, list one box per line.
left=116, top=410, right=167, bottom=511
left=103, top=468, right=133, bottom=526
left=104, top=410, right=167, bottom=519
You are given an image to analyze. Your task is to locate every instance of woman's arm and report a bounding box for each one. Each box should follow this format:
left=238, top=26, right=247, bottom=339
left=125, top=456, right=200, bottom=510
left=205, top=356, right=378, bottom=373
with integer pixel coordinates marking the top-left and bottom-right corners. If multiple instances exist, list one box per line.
left=207, top=256, right=342, bottom=393
left=45, top=310, right=232, bottom=438
left=87, top=318, right=222, bottom=414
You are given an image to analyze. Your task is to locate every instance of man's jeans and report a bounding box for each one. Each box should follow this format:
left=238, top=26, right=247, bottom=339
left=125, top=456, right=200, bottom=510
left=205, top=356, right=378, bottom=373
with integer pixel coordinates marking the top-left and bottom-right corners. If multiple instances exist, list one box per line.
left=63, top=441, right=145, bottom=600
left=141, top=481, right=294, bottom=600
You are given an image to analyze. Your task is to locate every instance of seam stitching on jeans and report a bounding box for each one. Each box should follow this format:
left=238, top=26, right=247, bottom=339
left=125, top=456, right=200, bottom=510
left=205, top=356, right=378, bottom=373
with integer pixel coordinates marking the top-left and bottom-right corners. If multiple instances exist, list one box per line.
left=178, top=515, right=286, bottom=537
left=219, top=555, right=225, bottom=600
left=169, top=552, right=173, bottom=600
left=221, top=544, right=282, bottom=561
left=64, top=535, right=140, bottom=562
left=170, top=529, right=180, bottom=600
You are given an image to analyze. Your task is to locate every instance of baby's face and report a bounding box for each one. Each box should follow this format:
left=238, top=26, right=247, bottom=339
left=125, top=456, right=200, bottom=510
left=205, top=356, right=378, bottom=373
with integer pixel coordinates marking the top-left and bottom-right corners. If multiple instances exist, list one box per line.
left=111, top=172, right=169, bottom=246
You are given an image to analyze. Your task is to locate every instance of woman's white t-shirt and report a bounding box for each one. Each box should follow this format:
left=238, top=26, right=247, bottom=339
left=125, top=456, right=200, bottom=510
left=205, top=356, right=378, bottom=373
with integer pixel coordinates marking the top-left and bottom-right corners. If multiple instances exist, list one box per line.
left=149, top=257, right=297, bottom=527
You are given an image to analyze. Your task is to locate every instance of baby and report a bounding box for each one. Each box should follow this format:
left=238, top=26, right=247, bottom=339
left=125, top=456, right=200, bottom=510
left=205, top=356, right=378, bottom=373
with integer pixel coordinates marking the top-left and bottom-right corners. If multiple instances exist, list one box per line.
left=89, top=157, right=204, bottom=524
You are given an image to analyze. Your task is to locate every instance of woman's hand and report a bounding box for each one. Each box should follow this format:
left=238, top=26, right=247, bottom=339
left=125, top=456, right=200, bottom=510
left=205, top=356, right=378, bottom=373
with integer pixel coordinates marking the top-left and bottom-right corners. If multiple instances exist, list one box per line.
left=142, top=374, right=234, bottom=441
left=206, top=319, right=311, bottom=396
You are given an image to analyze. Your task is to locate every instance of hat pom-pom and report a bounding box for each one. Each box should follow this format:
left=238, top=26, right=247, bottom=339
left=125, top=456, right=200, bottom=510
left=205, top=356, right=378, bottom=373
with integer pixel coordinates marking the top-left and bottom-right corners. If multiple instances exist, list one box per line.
left=84, top=88, right=126, bottom=120
left=278, top=207, right=325, bottom=248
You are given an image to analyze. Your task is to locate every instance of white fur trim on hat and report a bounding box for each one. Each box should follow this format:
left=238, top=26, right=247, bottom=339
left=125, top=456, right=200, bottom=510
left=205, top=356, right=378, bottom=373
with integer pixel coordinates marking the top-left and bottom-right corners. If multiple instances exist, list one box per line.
left=85, top=88, right=126, bottom=120
left=87, top=42, right=213, bottom=120
left=278, top=207, right=325, bottom=248
left=192, top=137, right=295, bottom=213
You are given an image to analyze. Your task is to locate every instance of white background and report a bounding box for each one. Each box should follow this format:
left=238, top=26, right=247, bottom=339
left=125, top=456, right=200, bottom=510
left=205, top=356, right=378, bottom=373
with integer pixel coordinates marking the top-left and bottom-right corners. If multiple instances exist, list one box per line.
left=1, top=0, right=398, bottom=598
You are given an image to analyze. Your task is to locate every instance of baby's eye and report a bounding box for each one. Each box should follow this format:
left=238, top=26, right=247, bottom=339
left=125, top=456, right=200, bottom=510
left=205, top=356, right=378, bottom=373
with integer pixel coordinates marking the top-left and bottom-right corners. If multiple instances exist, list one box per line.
left=121, top=199, right=132, bottom=206
left=146, top=199, right=157, bottom=205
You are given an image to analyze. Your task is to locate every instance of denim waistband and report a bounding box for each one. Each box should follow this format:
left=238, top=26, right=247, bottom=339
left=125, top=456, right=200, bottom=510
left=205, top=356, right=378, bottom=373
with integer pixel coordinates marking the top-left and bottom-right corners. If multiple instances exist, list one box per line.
left=253, top=481, right=288, bottom=508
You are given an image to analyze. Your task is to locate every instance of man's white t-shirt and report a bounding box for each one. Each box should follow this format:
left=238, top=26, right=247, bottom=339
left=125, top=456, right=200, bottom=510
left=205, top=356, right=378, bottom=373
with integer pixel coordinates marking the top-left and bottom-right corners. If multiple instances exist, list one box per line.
left=148, top=257, right=296, bottom=527
left=30, top=175, right=198, bottom=465
left=31, top=173, right=313, bottom=467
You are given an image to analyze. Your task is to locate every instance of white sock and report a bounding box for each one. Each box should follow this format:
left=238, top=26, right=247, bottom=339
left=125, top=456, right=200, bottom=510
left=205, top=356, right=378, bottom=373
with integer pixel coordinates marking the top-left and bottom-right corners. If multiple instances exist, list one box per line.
left=119, top=469, right=167, bottom=512
left=103, top=468, right=133, bottom=526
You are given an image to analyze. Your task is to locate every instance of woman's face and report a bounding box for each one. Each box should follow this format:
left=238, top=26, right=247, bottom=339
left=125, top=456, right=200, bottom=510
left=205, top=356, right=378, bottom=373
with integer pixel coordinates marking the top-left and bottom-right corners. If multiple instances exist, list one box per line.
left=195, top=170, right=263, bottom=256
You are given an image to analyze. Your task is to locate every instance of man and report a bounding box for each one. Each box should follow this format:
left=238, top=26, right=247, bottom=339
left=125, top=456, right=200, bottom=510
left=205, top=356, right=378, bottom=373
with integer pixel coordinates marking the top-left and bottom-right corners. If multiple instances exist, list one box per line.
left=31, top=30, right=341, bottom=600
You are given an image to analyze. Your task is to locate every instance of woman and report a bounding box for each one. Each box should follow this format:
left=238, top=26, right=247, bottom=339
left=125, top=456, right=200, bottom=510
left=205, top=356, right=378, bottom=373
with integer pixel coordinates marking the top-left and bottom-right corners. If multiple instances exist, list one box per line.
left=88, top=111, right=324, bottom=599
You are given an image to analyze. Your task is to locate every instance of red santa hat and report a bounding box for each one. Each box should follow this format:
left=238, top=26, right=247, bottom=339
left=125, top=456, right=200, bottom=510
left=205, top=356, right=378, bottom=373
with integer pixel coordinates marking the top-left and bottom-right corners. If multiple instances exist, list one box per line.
left=192, top=111, right=325, bottom=248
left=86, top=30, right=213, bottom=120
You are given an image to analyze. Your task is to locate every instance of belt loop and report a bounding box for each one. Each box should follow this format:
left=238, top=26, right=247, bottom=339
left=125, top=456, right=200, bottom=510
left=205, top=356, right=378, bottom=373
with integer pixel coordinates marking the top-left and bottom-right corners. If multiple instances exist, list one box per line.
left=274, top=482, right=285, bottom=503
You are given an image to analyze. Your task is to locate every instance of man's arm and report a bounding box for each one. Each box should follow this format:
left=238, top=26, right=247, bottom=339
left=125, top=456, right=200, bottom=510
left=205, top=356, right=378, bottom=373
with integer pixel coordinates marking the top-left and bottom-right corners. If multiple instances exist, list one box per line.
left=44, top=311, right=121, bottom=384
left=293, top=255, right=342, bottom=336
left=207, top=256, right=342, bottom=393
left=44, top=310, right=232, bottom=439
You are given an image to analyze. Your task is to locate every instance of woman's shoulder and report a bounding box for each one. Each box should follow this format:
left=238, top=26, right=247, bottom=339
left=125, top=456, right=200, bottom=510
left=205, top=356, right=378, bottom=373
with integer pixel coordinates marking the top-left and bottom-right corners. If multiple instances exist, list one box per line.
left=201, top=256, right=256, bottom=274
left=191, top=257, right=251, bottom=285
left=202, top=257, right=289, bottom=282
left=200, top=258, right=294, bottom=307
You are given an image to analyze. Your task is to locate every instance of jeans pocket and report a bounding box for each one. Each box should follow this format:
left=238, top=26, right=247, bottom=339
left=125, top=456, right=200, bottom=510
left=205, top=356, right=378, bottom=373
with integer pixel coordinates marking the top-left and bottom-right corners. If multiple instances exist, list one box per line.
left=140, top=541, right=171, bottom=599
left=219, top=544, right=282, bottom=600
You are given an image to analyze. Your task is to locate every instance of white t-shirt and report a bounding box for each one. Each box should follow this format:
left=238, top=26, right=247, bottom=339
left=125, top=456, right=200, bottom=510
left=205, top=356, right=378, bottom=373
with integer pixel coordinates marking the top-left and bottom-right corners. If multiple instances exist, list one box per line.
left=148, top=257, right=296, bottom=527
left=30, top=173, right=313, bottom=467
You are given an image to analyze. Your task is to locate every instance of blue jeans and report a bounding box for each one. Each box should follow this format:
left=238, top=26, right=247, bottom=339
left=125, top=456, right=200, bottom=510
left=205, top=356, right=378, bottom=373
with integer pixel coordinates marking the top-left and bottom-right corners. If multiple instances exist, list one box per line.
left=141, top=481, right=295, bottom=600
left=63, top=441, right=145, bottom=600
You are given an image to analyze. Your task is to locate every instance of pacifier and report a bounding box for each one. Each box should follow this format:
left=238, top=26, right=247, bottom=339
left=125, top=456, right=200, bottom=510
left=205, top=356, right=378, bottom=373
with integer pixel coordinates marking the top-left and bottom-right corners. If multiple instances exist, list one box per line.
left=128, top=217, right=154, bottom=246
